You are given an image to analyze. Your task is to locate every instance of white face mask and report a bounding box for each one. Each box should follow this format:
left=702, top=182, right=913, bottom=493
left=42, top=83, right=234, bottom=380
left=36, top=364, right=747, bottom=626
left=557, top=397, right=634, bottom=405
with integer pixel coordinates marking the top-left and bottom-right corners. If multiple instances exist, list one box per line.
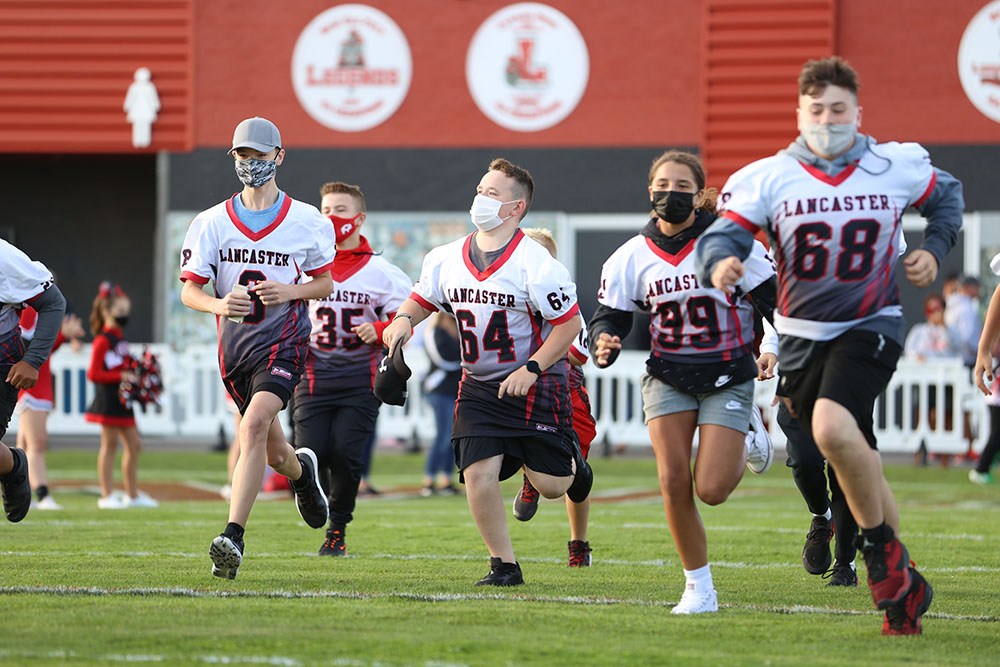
left=801, top=121, right=857, bottom=157
left=470, top=194, right=518, bottom=231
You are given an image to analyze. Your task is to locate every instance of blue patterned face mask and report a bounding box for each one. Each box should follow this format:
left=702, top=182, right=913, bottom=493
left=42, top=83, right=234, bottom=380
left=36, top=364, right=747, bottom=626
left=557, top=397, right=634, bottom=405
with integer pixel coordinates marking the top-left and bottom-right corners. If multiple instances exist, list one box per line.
left=234, top=157, right=277, bottom=188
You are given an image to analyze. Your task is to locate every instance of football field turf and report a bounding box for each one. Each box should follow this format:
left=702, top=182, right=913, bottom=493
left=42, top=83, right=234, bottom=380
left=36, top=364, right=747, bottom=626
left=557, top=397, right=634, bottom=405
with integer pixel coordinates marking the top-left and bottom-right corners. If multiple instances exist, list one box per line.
left=1, top=448, right=997, bottom=666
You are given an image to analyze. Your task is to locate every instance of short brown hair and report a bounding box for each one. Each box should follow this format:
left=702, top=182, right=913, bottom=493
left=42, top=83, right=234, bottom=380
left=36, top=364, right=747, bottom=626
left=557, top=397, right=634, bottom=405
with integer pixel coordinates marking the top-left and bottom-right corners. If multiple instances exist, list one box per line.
left=647, top=150, right=717, bottom=214
left=798, top=56, right=860, bottom=99
left=489, top=158, right=534, bottom=212
left=319, top=181, right=366, bottom=212
left=522, top=227, right=557, bottom=258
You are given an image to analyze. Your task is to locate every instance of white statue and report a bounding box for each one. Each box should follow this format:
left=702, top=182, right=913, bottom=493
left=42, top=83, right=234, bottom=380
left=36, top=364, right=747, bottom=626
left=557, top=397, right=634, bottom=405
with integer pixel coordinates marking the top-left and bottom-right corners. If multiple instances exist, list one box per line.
left=123, top=67, right=160, bottom=148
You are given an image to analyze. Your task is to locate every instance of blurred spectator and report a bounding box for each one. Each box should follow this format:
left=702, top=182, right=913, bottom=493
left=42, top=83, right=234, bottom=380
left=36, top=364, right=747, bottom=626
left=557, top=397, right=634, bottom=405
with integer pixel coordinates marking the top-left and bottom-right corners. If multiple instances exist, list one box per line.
left=420, top=312, right=461, bottom=496
left=16, top=306, right=85, bottom=510
left=945, top=275, right=982, bottom=368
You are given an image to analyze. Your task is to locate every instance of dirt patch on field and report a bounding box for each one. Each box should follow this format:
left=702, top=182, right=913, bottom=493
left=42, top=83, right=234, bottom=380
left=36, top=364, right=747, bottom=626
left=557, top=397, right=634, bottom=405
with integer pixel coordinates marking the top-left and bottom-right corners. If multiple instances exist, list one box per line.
left=53, top=480, right=224, bottom=502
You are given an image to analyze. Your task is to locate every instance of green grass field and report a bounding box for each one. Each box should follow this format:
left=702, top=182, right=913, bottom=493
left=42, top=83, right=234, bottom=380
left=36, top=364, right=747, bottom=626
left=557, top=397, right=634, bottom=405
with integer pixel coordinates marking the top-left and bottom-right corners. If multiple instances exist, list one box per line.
left=1, top=447, right=997, bottom=666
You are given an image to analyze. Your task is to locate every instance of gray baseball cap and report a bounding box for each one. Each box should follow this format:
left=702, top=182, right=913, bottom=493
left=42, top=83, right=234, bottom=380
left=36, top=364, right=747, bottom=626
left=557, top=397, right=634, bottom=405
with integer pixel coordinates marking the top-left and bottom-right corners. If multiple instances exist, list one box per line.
left=230, top=116, right=281, bottom=153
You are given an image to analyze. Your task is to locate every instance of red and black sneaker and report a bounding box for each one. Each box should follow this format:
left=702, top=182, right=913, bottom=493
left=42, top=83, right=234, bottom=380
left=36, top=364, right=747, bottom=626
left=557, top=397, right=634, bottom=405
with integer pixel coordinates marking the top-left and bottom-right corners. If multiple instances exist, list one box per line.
left=855, top=527, right=912, bottom=610
left=319, top=529, right=347, bottom=557
left=567, top=540, right=592, bottom=567
left=512, top=476, right=540, bottom=522
left=883, top=564, right=933, bottom=635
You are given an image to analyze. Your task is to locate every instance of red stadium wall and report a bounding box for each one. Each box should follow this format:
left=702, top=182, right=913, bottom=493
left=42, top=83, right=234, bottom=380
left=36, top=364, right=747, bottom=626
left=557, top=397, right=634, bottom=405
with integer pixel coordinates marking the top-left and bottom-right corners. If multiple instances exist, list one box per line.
left=1, top=0, right=998, bottom=154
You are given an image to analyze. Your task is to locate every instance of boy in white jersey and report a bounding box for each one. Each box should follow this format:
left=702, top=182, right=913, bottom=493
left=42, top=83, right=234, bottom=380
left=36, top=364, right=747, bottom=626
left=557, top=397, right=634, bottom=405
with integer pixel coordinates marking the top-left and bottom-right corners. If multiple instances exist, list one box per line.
left=0, top=240, right=66, bottom=523
left=510, top=228, right=598, bottom=568
left=382, top=159, right=593, bottom=586
left=180, top=116, right=335, bottom=579
left=293, top=181, right=412, bottom=557
left=696, top=57, right=963, bottom=635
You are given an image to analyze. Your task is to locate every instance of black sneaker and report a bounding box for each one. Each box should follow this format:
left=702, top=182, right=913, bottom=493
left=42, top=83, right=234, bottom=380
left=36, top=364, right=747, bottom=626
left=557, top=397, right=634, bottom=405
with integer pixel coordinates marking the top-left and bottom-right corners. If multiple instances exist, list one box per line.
left=568, top=540, right=592, bottom=567
left=291, top=448, right=329, bottom=529
left=512, top=476, right=539, bottom=521
left=566, top=437, right=593, bottom=504
left=319, top=529, right=347, bottom=557
left=210, top=533, right=244, bottom=579
left=0, top=447, right=30, bottom=523
left=802, top=515, right=834, bottom=575
left=474, top=557, right=524, bottom=586
left=823, top=562, right=858, bottom=587
left=437, top=483, right=459, bottom=496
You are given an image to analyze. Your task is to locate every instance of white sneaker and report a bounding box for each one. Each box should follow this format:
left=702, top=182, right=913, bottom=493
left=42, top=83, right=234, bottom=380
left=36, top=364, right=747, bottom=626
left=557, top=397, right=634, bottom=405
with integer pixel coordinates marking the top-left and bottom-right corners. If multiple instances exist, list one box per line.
left=745, top=404, right=774, bottom=474
left=98, top=495, right=126, bottom=509
left=671, top=587, right=718, bottom=614
left=36, top=496, right=63, bottom=510
left=123, top=491, right=159, bottom=508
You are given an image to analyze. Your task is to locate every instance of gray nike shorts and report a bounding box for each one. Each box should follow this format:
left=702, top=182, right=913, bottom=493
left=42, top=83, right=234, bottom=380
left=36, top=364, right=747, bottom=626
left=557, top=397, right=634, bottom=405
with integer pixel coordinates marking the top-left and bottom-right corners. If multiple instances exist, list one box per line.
left=640, top=373, right=754, bottom=433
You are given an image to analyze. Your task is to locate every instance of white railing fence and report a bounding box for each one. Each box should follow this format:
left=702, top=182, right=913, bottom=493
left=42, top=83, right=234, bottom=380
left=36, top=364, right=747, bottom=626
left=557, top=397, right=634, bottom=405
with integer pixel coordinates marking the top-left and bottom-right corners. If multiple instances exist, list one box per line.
left=6, top=346, right=989, bottom=455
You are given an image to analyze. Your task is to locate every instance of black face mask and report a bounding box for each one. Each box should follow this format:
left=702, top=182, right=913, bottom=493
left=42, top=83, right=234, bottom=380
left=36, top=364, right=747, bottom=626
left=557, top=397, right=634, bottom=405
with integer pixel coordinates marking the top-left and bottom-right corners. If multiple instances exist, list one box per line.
left=650, top=190, right=695, bottom=224
left=114, top=315, right=129, bottom=328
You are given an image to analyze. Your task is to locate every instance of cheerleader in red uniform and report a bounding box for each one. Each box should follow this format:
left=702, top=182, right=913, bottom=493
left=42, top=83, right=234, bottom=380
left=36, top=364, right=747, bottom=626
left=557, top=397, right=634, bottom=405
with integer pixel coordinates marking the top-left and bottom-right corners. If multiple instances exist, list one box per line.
left=85, top=282, right=157, bottom=509
left=16, top=306, right=85, bottom=509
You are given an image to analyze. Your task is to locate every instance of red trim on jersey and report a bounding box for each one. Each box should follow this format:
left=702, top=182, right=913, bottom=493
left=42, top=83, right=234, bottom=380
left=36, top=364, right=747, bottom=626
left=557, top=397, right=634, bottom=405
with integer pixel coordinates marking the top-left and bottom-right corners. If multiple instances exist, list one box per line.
left=568, top=345, right=587, bottom=364
left=305, top=262, right=335, bottom=277
left=548, top=303, right=580, bottom=325
left=372, top=318, right=391, bottom=345
left=367, top=346, right=379, bottom=389
left=23, top=287, right=48, bottom=305
left=226, top=192, right=292, bottom=242
left=410, top=292, right=439, bottom=313
left=180, top=270, right=209, bottom=285
left=913, top=171, right=937, bottom=208
left=524, top=382, right=537, bottom=422
left=721, top=210, right=760, bottom=233
left=644, top=236, right=696, bottom=266
left=798, top=162, right=857, bottom=186
left=84, top=414, right=136, bottom=427
left=462, top=229, right=525, bottom=282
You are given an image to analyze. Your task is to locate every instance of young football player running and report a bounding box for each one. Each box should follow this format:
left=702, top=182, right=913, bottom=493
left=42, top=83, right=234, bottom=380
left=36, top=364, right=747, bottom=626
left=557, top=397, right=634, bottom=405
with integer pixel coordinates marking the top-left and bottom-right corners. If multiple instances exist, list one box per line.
left=293, top=181, right=411, bottom=557
left=511, top=227, right=597, bottom=568
left=0, top=239, right=66, bottom=523
left=696, top=57, right=963, bottom=635
left=180, top=117, right=335, bottom=579
left=589, top=150, right=776, bottom=614
left=382, top=159, right=593, bottom=586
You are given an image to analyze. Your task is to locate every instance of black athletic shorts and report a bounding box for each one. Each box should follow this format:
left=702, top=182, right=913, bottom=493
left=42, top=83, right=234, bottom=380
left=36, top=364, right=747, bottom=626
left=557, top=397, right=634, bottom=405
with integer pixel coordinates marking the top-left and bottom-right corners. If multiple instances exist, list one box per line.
left=454, top=431, right=574, bottom=484
left=0, top=366, right=17, bottom=441
left=780, top=329, right=901, bottom=449
left=223, top=357, right=302, bottom=416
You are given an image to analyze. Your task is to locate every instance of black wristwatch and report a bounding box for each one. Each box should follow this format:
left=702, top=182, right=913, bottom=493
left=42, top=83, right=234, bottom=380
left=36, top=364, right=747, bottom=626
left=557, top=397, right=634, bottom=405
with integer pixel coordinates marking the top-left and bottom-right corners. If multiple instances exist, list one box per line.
left=526, top=360, right=543, bottom=376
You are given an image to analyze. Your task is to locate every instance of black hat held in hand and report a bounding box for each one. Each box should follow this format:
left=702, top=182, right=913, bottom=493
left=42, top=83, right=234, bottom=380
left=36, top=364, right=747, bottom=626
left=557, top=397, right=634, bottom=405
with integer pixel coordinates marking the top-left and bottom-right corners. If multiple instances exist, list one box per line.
left=373, top=346, right=412, bottom=406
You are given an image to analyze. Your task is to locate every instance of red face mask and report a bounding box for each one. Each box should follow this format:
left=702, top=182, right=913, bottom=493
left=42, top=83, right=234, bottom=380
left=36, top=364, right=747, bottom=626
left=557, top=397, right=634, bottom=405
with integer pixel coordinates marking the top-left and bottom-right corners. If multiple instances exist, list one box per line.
left=329, top=213, right=361, bottom=243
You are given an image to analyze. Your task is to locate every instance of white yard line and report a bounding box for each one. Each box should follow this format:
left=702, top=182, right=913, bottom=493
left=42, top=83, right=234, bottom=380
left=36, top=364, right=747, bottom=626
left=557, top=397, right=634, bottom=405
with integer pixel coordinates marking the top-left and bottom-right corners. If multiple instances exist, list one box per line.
left=1, top=584, right=996, bottom=623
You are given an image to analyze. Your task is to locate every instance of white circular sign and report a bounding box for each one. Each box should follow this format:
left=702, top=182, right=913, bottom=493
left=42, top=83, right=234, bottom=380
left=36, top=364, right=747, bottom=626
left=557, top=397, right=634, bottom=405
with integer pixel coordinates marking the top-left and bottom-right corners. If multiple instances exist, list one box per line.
left=465, top=3, right=589, bottom=132
left=291, top=4, right=412, bottom=132
left=958, top=1, right=1000, bottom=123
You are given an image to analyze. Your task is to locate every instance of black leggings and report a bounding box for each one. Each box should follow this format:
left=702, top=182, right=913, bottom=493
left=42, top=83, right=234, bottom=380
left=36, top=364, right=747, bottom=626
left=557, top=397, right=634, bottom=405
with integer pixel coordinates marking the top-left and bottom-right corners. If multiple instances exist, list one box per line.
left=780, top=401, right=858, bottom=565
left=975, top=405, right=1000, bottom=474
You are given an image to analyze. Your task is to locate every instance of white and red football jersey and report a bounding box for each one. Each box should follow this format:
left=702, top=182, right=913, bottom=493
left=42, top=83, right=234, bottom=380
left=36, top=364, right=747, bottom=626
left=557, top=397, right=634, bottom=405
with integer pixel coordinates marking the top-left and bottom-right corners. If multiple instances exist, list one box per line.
left=1, top=239, right=53, bottom=364
left=179, top=193, right=336, bottom=379
left=411, top=230, right=580, bottom=436
left=719, top=142, right=935, bottom=341
left=411, top=229, right=580, bottom=382
left=302, top=249, right=412, bottom=396
left=598, top=232, right=774, bottom=362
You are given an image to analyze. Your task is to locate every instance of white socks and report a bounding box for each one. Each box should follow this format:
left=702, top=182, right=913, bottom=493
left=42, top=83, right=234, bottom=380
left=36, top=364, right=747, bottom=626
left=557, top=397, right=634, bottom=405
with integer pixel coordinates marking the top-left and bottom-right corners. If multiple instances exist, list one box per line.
left=815, top=508, right=832, bottom=521
left=683, top=564, right=714, bottom=595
